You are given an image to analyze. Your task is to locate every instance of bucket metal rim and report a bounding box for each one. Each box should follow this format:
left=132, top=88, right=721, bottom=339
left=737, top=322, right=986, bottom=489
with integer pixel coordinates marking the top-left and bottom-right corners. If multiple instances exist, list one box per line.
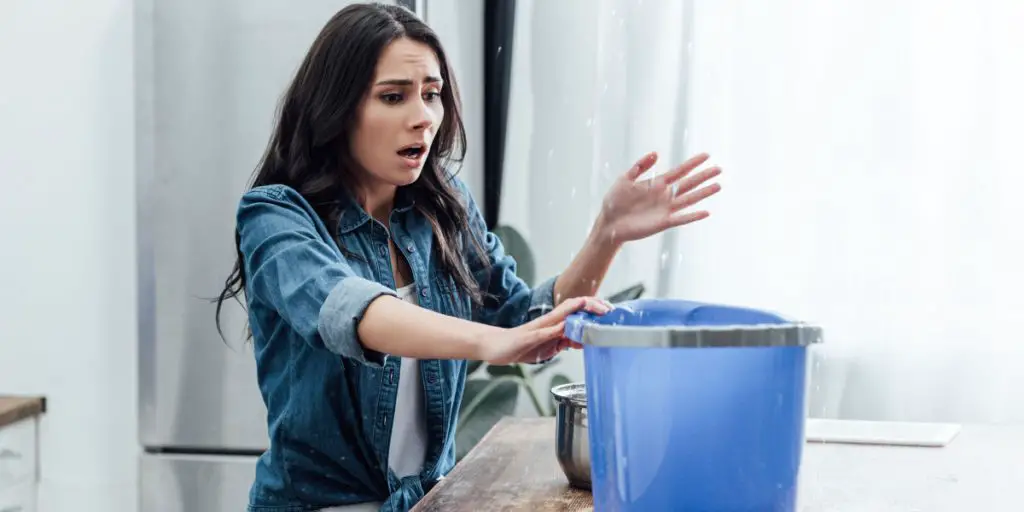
left=581, top=323, right=823, bottom=348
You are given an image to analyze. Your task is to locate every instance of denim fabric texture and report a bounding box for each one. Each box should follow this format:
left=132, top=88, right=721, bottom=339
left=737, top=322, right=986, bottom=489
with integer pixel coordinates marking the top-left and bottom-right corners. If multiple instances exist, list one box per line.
left=237, top=177, right=556, bottom=511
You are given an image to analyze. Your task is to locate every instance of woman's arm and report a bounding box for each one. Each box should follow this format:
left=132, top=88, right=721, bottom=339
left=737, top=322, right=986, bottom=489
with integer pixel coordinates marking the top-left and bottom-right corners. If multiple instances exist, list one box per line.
left=453, top=176, right=619, bottom=328
left=453, top=152, right=718, bottom=327
left=554, top=152, right=722, bottom=305
left=358, top=293, right=601, bottom=364
left=237, top=185, right=590, bottom=366
left=356, top=294, right=493, bottom=360
left=552, top=217, right=620, bottom=305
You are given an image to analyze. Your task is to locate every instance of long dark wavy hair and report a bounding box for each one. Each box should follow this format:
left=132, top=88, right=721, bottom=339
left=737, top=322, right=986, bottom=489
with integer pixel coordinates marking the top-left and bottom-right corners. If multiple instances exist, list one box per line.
left=215, top=3, right=487, bottom=340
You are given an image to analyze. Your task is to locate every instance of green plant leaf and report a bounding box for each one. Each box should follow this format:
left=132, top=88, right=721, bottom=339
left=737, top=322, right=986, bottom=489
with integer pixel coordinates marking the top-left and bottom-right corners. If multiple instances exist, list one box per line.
left=466, top=360, right=483, bottom=376
left=492, top=224, right=536, bottom=287
left=455, top=378, right=520, bottom=461
left=547, top=373, right=573, bottom=415
left=486, top=363, right=527, bottom=378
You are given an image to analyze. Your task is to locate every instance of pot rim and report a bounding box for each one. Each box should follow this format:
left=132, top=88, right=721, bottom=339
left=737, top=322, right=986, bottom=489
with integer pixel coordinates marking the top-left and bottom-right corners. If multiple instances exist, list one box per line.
left=550, top=382, right=587, bottom=407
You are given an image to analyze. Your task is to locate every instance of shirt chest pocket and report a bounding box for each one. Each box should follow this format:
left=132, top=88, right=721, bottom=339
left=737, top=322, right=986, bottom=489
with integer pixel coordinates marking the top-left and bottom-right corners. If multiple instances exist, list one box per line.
left=433, top=275, right=472, bottom=320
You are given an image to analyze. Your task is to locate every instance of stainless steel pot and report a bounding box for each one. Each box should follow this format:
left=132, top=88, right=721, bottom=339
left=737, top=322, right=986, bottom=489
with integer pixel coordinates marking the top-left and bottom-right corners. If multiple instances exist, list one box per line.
left=551, top=382, right=590, bottom=489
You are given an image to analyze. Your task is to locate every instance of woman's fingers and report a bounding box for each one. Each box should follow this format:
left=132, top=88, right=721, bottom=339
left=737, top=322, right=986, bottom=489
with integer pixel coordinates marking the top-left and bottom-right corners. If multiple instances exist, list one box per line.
left=666, top=210, right=711, bottom=229
left=529, top=297, right=586, bottom=328
left=525, top=321, right=566, bottom=347
left=532, top=295, right=612, bottom=329
left=513, top=325, right=565, bottom=362
left=513, top=295, right=613, bottom=362
left=658, top=153, right=711, bottom=186
left=669, top=165, right=721, bottom=194
left=625, top=152, right=659, bottom=180
left=580, top=297, right=614, bottom=315
left=533, top=343, right=562, bottom=363
left=515, top=334, right=587, bottom=364
left=671, top=182, right=722, bottom=211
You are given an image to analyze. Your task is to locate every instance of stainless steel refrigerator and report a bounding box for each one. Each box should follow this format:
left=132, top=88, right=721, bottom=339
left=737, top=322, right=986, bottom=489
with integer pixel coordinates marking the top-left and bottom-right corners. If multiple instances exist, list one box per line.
left=135, top=1, right=423, bottom=510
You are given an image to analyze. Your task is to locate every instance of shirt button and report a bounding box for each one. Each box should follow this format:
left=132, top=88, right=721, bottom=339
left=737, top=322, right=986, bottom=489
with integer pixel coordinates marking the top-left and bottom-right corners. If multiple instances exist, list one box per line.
left=420, top=288, right=428, bottom=298
left=406, top=244, right=416, bottom=253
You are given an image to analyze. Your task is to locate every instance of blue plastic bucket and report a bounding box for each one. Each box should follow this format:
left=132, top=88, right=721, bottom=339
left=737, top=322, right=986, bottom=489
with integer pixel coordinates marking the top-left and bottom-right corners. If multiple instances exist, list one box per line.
left=564, top=299, right=823, bottom=512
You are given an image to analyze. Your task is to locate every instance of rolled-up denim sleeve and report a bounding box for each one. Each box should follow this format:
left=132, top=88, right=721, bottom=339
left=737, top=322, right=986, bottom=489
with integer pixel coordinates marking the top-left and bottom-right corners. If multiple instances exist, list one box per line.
left=236, top=186, right=396, bottom=366
left=454, top=178, right=559, bottom=328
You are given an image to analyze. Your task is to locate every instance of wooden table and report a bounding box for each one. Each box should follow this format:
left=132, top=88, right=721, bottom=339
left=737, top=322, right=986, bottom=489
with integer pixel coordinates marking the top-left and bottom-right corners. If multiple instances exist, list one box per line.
left=0, top=395, right=45, bottom=429
left=413, top=418, right=591, bottom=511
left=414, top=417, right=1024, bottom=511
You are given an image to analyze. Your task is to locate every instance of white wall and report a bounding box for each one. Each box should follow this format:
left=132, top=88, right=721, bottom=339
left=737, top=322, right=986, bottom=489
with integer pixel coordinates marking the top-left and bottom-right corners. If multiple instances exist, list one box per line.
left=0, top=0, right=139, bottom=510
left=425, top=0, right=485, bottom=200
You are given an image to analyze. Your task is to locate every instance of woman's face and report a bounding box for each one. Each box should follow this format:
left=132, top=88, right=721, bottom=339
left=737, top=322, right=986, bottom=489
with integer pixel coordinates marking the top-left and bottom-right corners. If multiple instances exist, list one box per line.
left=350, top=37, right=445, bottom=191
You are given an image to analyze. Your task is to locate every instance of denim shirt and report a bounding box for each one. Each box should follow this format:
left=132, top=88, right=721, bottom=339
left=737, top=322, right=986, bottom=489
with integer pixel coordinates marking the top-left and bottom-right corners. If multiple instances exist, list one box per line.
left=236, top=177, right=557, bottom=512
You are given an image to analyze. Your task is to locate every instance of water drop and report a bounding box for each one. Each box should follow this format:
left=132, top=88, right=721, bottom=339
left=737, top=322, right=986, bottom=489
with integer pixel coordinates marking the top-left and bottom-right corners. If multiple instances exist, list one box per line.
left=547, top=148, right=555, bottom=160
left=570, top=187, right=577, bottom=198
left=586, top=118, right=593, bottom=128
left=497, top=46, right=503, bottom=55
left=660, top=251, right=668, bottom=269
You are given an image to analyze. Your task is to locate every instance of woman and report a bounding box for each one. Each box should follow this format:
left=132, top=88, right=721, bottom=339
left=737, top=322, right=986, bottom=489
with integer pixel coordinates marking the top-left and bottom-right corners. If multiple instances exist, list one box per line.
left=216, top=3, right=721, bottom=511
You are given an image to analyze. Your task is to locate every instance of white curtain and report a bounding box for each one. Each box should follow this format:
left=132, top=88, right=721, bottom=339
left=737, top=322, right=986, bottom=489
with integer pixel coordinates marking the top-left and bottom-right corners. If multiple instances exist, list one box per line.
left=503, top=0, right=690, bottom=300
left=506, top=0, right=1024, bottom=425
left=678, top=0, right=1024, bottom=424
left=502, top=0, right=692, bottom=387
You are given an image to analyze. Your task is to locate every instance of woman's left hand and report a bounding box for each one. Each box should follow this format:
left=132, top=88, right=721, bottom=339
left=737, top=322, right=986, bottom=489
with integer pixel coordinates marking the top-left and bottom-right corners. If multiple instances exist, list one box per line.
left=596, top=151, right=722, bottom=244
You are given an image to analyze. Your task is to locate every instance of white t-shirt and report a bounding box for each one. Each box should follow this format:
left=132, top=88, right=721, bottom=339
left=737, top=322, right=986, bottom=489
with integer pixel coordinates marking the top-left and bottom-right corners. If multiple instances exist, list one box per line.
left=387, top=284, right=429, bottom=477
left=320, top=284, right=427, bottom=512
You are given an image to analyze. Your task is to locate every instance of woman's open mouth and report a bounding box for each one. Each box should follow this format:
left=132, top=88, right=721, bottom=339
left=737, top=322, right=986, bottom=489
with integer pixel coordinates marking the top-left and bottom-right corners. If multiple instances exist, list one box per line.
left=397, top=143, right=426, bottom=167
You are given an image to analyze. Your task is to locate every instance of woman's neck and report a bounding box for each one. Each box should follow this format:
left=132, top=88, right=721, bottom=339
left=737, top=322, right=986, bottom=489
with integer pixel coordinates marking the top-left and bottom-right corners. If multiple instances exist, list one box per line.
left=359, top=181, right=397, bottom=225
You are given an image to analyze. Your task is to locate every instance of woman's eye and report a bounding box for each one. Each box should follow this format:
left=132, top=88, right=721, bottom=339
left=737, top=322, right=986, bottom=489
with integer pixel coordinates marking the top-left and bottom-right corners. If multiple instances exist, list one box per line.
left=424, top=91, right=441, bottom=102
left=381, top=93, right=403, bottom=105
